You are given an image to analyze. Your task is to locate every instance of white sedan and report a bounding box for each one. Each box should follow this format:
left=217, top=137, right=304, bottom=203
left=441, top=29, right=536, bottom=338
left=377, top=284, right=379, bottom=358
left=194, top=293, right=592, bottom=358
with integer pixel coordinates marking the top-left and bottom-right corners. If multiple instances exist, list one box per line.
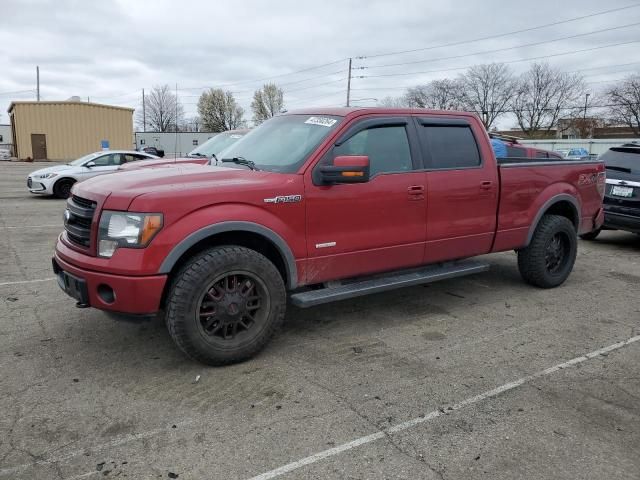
left=27, top=150, right=157, bottom=198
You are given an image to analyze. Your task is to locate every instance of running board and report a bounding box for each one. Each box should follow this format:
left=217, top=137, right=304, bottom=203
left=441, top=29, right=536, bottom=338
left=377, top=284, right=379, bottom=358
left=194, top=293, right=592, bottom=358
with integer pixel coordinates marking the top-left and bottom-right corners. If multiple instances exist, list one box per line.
left=290, top=260, right=490, bottom=308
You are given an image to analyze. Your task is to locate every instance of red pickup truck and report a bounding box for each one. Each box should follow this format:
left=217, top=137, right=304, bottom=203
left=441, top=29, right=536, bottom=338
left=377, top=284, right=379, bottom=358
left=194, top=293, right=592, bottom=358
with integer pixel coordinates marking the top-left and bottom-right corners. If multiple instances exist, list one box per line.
left=54, top=108, right=605, bottom=365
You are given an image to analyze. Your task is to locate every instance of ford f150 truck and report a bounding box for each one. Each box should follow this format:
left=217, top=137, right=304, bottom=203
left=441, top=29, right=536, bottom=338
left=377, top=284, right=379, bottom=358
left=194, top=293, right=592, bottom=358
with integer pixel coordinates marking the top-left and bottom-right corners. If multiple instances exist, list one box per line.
left=53, top=108, right=606, bottom=365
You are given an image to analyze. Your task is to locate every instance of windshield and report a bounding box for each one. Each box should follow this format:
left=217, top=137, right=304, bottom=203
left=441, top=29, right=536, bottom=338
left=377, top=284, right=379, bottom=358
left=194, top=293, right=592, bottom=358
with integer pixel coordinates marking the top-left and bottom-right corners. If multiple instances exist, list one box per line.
left=188, top=132, right=245, bottom=157
left=69, top=152, right=100, bottom=166
left=600, top=148, right=640, bottom=173
left=217, top=114, right=342, bottom=173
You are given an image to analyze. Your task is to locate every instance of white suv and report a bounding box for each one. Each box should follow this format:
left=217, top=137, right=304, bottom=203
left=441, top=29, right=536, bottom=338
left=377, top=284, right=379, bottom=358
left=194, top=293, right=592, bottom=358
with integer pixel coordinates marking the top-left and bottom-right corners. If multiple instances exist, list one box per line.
left=27, top=150, right=157, bottom=198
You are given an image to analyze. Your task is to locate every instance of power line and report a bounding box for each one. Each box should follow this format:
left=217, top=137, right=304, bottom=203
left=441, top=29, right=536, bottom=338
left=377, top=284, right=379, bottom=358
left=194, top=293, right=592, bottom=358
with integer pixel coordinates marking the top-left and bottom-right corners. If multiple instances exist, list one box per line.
left=360, top=22, right=640, bottom=70
left=357, top=4, right=640, bottom=60
left=178, top=58, right=348, bottom=91
left=360, top=40, right=640, bottom=79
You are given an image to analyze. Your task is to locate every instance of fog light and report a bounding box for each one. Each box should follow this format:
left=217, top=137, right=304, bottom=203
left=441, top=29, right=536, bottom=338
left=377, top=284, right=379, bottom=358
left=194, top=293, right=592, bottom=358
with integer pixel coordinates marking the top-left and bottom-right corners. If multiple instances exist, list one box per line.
left=97, top=284, right=115, bottom=304
left=99, top=239, right=118, bottom=258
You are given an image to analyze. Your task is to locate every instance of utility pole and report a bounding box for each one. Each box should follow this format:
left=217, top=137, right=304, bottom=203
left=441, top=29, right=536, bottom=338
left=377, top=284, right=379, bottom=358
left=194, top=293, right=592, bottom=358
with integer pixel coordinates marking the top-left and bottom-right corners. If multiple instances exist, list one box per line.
left=583, top=92, right=590, bottom=139
left=142, top=88, right=146, bottom=132
left=174, top=83, right=179, bottom=157
left=346, top=58, right=352, bottom=107
left=36, top=66, right=40, bottom=101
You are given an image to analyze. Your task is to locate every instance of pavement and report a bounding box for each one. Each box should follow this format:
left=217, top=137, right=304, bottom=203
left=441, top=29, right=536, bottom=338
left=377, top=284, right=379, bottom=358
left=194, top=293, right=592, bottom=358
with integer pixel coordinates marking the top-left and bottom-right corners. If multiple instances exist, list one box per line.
left=0, top=161, right=639, bottom=480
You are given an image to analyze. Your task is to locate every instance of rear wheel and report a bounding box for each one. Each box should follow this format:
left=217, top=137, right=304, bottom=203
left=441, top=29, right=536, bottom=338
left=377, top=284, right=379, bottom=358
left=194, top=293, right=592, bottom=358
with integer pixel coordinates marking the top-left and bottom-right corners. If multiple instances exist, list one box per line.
left=579, top=228, right=601, bottom=240
left=165, top=246, right=286, bottom=365
left=53, top=178, right=75, bottom=199
left=518, top=215, right=577, bottom=288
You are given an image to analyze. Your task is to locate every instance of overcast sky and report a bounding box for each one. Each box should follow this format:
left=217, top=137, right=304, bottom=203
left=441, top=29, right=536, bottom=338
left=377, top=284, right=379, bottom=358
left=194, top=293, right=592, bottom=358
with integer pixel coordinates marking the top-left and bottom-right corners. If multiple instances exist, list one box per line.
left=1, top=0, right=639, bottom=128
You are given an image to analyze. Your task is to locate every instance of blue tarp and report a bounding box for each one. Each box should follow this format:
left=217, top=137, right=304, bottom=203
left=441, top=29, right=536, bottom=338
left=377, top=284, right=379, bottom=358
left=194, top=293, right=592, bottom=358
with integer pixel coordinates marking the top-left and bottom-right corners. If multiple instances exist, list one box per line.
left=491, top=138, right=508, bottom=158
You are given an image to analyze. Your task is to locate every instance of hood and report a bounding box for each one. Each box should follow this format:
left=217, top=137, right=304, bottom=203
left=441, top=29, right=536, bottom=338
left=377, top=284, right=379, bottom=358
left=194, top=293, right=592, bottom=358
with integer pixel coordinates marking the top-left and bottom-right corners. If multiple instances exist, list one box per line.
left=74, top=164, right=273, bottom=210
left=29, top=164, right=74, bottom=176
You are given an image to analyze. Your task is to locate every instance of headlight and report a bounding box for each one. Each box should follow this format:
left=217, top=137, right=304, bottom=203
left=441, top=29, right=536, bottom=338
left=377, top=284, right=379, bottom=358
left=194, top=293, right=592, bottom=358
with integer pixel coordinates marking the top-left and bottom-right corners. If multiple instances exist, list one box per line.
left=98, top=211, right=163, bottom=258
left=37, top=173, right=58, bottom=179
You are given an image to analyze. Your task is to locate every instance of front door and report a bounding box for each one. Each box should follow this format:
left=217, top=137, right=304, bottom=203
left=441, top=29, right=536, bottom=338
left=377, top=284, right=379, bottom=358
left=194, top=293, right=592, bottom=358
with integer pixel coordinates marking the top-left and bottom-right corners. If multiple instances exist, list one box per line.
left=80, top=153, right=123, bottom=180
left=31, top=134, right=47, bottom=160
left=304, top=117, right=427, bottom=284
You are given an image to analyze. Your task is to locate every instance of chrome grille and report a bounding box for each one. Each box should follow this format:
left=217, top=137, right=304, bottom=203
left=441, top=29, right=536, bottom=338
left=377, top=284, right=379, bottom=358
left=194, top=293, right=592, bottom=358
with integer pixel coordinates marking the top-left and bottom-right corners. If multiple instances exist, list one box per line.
left=64, top=196, right=96, bottom=248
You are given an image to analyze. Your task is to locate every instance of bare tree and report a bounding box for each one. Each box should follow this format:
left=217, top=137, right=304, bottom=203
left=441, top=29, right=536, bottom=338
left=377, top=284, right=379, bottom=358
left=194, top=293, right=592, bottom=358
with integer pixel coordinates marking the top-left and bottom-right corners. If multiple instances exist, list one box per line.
left=135, top=85, right=184, bottom=132
left=182, top=115, right=202, bottom=132
left=251, top=83, right=284, bottom=125
left=198, top=89, right=244, bottom=132
left=404, top=79, right=464, bottom=110
left=377, top=96, right=409, bottom=107
left=606, top=74, right=640, bottom=135
left=511, top=63, right=586, bottom=138
left=458, top=63, right=515, bottom=128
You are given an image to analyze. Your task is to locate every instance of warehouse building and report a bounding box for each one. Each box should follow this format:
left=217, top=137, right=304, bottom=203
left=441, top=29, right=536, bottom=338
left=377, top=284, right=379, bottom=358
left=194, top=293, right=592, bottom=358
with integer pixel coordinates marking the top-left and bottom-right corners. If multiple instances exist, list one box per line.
left=8, top=101, right=134, bottom=161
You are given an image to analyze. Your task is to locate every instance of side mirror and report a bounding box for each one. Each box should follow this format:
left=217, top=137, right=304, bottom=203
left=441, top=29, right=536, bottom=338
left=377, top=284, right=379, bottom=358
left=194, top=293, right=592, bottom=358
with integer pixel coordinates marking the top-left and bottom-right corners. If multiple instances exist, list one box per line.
left=319, top=155, right=370, bottom=184
left=85, top=161, right=96, bottom=168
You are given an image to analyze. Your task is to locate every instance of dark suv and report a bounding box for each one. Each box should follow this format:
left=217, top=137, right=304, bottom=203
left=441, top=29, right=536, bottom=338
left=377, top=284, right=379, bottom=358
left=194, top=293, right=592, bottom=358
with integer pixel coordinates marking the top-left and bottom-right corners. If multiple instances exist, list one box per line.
left=581, top=144, right=640, bottom=239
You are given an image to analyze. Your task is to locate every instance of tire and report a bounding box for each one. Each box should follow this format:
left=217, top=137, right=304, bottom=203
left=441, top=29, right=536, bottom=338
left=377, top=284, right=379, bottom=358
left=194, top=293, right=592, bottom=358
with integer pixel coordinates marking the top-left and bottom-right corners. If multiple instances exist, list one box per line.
left=165, top=246, right=286, bottom=365
left=579, top=228, right=601, bottom=240
left=53, top=178, right=75, bottom=199
left=517, top=215, right=577, bottom=289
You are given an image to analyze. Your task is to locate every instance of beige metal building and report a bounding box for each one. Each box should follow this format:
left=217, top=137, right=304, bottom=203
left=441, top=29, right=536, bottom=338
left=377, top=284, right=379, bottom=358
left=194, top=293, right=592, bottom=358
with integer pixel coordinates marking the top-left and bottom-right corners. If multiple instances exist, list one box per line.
left=8, top=101, right=134, bottom=161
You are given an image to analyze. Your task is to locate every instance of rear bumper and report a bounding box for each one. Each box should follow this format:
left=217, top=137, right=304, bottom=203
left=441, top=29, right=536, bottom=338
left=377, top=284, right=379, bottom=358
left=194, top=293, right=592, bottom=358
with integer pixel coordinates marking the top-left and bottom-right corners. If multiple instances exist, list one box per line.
left=603, top=210, right=640, bottom=233
left=52, top=251, right=167, bottom=314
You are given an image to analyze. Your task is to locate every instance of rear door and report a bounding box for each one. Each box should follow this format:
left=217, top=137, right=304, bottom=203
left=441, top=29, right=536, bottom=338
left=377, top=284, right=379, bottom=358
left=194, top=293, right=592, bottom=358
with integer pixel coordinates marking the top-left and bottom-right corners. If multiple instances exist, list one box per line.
left=304, top=116, right=427, bottom=283
left=415, top=117, right=499, bottom=263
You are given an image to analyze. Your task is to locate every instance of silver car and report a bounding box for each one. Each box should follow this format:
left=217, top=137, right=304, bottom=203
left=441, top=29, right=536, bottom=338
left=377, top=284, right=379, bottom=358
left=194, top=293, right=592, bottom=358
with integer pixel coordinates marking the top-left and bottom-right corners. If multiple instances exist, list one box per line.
left=27, top=150, right=157, bottom=198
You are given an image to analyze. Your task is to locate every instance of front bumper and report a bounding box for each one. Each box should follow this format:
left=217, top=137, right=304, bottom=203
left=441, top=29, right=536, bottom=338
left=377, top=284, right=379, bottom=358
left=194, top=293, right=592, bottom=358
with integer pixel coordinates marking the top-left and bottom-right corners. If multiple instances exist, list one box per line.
left=27, top=176, right=54, bottom=194
left=52, top=249, right=168, bottom=315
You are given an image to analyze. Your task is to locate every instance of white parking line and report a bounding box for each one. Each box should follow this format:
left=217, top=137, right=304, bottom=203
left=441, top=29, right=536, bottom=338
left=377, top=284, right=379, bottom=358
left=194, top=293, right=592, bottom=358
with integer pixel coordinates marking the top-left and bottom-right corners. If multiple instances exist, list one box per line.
left=0, top=420, right=193, bottom=478
left=0, top=278, right=55, bottom=287
left=247, top=335, right=640, bottom=480
left=4, top=224, right=61, bottom=229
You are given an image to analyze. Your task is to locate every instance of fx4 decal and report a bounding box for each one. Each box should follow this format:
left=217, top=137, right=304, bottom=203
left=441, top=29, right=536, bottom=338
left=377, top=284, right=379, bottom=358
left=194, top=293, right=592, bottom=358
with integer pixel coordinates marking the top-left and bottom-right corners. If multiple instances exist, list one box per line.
left=578, top=173, right=598, bottom=186
left=264, top=194, right=303, bottom=204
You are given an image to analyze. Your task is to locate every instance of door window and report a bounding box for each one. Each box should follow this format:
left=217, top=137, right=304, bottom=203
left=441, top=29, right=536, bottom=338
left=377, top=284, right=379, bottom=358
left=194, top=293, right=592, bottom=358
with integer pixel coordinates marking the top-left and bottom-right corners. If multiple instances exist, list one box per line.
left=418, top=125, right=481, bottom=169
left=91, top=154, right=115, bottom=166
left=333, top=126, right=413, bottom=176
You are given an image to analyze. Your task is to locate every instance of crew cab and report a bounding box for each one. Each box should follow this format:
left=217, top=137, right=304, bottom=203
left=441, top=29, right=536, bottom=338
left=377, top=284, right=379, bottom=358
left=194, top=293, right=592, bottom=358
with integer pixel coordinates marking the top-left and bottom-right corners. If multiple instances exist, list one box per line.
left=53, top=108, right=605, bottom=365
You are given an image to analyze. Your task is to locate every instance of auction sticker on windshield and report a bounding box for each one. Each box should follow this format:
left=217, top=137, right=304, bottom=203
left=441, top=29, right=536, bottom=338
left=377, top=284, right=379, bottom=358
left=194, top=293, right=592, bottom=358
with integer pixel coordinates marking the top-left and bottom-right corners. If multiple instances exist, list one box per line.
left=305, top=117, right=337, bottom=127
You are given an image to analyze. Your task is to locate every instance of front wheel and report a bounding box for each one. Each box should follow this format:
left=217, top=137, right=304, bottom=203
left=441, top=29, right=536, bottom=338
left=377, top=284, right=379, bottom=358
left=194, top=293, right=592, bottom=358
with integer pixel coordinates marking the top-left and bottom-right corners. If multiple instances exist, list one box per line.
left=517, top=215, right=577, bottom=288
left=165, top=246, right=286, bottom=365
left=53, top=178, right=75, bottom=199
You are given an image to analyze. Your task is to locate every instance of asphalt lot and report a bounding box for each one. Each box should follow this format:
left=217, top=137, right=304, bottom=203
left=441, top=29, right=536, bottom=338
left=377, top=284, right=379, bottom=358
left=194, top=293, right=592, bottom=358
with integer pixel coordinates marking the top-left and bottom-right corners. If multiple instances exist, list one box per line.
left=1, top=161, right=639, bottom=480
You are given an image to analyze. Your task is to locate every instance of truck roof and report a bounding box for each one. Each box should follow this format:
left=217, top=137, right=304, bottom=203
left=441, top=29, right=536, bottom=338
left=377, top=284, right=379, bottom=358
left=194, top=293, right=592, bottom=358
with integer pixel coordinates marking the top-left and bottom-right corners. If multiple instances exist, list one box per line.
left=287, top=107, right=477, bottom=117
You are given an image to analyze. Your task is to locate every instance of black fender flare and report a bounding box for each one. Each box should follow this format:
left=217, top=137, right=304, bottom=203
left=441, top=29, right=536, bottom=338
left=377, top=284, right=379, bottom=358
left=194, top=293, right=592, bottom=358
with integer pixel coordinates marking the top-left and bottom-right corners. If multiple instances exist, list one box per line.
left=525, top=194, right=581, bottom=246
left=158, top=221, right=298, bottom=288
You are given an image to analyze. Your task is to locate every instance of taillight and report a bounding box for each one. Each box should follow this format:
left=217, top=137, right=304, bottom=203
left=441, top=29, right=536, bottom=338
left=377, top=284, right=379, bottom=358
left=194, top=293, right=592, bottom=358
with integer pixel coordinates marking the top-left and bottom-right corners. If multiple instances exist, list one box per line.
left=597, top=171, right=606, bottom=199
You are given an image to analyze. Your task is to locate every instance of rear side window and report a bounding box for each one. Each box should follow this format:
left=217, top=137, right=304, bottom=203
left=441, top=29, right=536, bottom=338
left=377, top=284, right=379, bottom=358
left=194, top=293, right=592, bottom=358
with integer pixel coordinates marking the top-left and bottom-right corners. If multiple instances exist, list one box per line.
left=419, top=125, right=480, bottom=169
left=506, top=146, right=526, bottom=158
left=535, top=151, right=548, bottom=159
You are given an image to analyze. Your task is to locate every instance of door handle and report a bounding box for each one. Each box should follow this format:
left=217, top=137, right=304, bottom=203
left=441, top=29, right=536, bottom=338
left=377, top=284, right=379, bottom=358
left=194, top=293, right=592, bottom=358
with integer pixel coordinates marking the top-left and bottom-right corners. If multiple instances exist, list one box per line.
left=480, top=181, right=493, bottom=190
left=407, top=185, right=425, bottom=201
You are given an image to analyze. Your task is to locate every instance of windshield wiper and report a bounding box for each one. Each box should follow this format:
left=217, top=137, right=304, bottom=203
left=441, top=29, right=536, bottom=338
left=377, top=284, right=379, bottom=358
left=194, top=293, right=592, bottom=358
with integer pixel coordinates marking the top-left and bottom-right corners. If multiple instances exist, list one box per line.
left=220, top=156, right=259, bottom=171
left=189, top=152, right=206, bottom=157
